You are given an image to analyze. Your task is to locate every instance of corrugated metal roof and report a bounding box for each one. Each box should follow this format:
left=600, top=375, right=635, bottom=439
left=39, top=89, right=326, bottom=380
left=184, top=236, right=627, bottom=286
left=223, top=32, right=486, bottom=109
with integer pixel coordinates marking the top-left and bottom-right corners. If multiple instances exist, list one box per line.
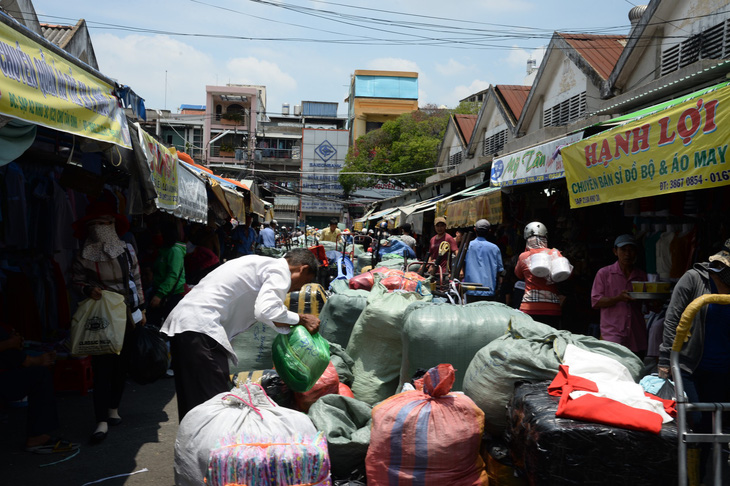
left=40, top=23, right=75, bottom=49
left=558, top=33, right=627, bottom=80
left=495, top=85, right=531, bottom=120
left=454, top=114, right=477, bottom=145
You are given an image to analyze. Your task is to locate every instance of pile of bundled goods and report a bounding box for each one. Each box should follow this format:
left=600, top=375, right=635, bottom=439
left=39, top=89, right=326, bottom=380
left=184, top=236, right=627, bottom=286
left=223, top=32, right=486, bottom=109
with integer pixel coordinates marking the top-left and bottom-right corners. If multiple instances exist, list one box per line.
left=194, top=258, right=679, bottom=484
left=349, top=267, right=427, bottom=292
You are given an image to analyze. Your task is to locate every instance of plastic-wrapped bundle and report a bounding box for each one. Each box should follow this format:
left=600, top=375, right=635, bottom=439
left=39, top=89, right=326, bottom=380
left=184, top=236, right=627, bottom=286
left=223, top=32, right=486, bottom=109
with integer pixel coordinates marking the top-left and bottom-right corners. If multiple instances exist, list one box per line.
left=463, top=320, right=644, bottom=435
left=231, top=369, right=296, bottom=409
left=319, top=287, right=370, bottom=347
left=506, top=382, right=677, bottom=485
left=366, top=364, right=487, bottom=485
left=346, top=284, right=431, bottom=405
left=400, top=301, right=539, bottom=392
left=308, top=394, right=372, bottom=479
left=206, top=432, right=332, bottom=486
left=229, top=322, right=277, bottom=373
left=174, top=384, right=317, bottom=486
left=272, top=325, right=331, bottom=393
left=349, top=268, right=426, bottom=292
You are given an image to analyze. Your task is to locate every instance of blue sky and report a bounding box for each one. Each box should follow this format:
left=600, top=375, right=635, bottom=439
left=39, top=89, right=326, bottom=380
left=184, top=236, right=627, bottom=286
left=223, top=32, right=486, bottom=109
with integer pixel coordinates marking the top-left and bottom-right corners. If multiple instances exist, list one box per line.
left=30, top=0, right=635, bottom=116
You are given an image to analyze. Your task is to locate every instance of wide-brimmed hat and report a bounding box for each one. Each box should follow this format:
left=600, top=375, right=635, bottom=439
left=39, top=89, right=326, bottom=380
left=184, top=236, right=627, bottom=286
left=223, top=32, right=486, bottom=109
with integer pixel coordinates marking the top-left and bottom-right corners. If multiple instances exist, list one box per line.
left=434, top=216, right=447, bottom=226
left=709, top=238, right=730, bottom=269
left=72, top=200, right=129, bottom=239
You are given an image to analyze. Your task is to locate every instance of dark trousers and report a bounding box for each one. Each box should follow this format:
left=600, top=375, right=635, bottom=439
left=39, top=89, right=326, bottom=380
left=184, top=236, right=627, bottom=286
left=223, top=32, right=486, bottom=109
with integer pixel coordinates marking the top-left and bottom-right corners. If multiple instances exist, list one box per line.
left=169, top=331, right=231, bottom=422
left=466, top=294, right=496, bottom=303
left=0, top=365, right=58, bottom=437
left=91, top=353, right=127, bottom=423
left=528, top=313, right=562, bottom=329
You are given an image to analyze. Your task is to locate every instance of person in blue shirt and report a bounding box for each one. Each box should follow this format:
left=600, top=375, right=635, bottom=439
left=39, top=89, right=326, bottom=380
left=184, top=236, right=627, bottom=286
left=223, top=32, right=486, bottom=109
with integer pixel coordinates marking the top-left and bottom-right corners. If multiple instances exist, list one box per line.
left=463, top=219, right=504, bottom=302
left=259, top=220, right=277, bottom=248
left=231, top=214, right=258, bottom=257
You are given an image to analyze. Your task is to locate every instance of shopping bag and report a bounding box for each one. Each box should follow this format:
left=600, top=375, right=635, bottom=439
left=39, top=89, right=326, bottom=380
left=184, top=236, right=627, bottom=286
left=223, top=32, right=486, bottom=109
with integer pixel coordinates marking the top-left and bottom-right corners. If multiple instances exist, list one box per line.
left=70, top=290, right=127, bottom=356
left=126, top=324, right=169, bottom=384
left=272, top=325, right=330, bottom=393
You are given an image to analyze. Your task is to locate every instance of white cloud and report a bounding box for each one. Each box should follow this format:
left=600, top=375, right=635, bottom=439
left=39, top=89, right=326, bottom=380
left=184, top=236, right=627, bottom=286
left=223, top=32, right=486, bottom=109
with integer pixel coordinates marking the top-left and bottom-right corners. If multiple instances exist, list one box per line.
left=226, top=57, right=297, bottom=94
left=92, top=33, right=298, bottom=112
left=435, top=59, right=468, bottom=76
left=365, top=58, right=421, bottom=74
left=449, top=79, right=491, bottom=106
left=93, top=33, right=217, bottom=109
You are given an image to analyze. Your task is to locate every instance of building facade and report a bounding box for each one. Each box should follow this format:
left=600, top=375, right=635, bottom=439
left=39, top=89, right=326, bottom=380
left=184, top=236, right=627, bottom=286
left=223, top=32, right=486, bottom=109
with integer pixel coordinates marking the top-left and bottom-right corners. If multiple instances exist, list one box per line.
left=346, top=70, right=419, bottom=146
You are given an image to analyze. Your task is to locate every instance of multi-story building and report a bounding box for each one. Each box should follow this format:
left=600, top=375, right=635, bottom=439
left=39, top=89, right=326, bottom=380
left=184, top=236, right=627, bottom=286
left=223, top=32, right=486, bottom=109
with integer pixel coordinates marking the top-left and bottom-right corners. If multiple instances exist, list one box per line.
left=214, top=100, right=347, bottom=228
left=138, top=106, right=206, bottom=163
left=345, top=70, right=419, bottom=146
left=202, top=85, right=262, bottom=167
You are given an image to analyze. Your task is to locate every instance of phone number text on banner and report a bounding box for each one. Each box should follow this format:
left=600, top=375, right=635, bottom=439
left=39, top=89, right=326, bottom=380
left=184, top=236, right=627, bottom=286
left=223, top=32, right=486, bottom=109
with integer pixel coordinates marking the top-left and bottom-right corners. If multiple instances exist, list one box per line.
left=561, top=85, right=730, bottom=208
left=0, top=22, right=131, bottom=148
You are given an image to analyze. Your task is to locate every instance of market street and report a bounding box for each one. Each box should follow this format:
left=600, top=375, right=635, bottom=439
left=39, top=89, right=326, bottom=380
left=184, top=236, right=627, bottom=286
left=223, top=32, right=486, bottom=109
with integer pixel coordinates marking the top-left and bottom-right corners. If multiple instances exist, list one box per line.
left=2, top=376, right=178, bottom=486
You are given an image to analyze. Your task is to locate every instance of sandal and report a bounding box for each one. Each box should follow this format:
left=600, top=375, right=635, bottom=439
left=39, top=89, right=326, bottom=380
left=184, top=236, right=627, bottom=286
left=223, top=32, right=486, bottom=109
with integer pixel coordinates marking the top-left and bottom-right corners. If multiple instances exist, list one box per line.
left=26, top=438, right=80, bottom=454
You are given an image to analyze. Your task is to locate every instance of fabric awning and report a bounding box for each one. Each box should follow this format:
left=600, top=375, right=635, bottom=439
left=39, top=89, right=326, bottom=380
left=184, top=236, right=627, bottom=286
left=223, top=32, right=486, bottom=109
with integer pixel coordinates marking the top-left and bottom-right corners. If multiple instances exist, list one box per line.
left=175, top=162, right=208, bottom=223
left=366, top=207, right=399, bottom=221
left=562, top=81, right=730, bottom=208
left=490, top=132, right=584, bottom=187
left=0, top=17, right=131, bottom=148
left=354, top=208, right=375, bottom=223
left=444, top=188, right=502, bottom=228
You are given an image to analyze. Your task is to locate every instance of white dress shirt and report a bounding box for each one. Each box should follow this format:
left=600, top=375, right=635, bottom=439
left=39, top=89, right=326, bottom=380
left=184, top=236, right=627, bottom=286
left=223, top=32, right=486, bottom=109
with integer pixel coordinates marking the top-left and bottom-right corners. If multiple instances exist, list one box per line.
left=160, top=255, right=300, bottom=363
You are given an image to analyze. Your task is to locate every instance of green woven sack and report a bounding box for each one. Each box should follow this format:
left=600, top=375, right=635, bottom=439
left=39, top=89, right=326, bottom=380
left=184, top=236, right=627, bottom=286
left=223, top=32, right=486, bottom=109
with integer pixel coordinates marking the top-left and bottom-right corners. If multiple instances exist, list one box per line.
left=272, top=325, right=331, bottom=392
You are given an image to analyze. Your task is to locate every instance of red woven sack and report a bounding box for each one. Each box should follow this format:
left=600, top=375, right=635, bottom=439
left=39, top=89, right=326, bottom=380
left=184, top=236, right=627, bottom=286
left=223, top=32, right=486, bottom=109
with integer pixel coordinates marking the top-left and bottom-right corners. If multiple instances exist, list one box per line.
left=366, top=364, right=487, bottom=486
left=293, top=362, right=340, bottom=412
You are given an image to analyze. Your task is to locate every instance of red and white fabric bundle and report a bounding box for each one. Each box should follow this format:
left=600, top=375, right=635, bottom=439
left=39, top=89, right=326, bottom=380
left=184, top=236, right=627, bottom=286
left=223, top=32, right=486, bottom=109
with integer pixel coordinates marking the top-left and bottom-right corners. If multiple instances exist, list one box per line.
left=548, top=344, right=675, bottom=434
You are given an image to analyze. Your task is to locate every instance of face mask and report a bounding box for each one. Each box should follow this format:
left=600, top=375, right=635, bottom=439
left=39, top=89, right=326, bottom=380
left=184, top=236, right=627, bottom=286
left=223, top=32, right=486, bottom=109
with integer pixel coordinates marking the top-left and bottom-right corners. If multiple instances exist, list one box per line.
left=716, top=266, right=730, bottom=287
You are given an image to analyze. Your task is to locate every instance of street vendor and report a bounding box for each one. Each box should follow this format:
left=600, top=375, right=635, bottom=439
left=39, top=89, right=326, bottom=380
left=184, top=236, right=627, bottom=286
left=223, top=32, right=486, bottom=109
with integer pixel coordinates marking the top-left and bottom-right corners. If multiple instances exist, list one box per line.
left=514, top=221, right=567, bottom=328
left=428, top=217, right=457, bottom=274
left=160, top=248, right=321, bottom=420
left=319, top=217, right=342, bottom=243
left=591, top=234, right=648, bottom=357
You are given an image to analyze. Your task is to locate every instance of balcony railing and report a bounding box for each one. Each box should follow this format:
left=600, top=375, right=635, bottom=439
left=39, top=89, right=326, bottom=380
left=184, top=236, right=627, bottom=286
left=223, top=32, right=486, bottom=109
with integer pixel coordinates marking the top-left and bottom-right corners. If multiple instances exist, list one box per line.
left=258, top=148, right=298, bottom=159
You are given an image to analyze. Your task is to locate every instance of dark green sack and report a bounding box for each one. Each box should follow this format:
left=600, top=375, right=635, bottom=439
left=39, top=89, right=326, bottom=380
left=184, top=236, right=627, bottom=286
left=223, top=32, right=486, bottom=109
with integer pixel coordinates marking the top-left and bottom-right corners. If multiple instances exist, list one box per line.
left=308, top=394, right=372, bottom=479
left=463, top=319, right=644, bottom=435
left=400, top=301, right=541, bottom=391
left=229, top=322, right=277, bottom=373
left=319, top=287, right=370, bottom=347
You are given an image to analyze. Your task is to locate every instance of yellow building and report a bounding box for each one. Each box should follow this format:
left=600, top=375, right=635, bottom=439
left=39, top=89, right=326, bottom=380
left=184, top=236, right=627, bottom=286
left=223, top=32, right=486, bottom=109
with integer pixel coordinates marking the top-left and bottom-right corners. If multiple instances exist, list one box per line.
left=346, top=70, right=419, bottom=146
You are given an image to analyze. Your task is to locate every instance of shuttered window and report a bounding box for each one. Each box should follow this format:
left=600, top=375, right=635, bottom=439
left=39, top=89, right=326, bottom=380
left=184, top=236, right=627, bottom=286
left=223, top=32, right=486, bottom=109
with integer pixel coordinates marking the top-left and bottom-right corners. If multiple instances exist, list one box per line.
left=483, top=129, right=508, bottom=156
left=542, top=92, right=586, bottom=127
left=661, top=20, right=730, bottom=77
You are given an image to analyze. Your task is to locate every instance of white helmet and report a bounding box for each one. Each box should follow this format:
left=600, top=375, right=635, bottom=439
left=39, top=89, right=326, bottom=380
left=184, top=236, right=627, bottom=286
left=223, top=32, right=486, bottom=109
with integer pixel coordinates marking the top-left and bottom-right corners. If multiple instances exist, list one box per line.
left=524, top=221, right=548, bottom=239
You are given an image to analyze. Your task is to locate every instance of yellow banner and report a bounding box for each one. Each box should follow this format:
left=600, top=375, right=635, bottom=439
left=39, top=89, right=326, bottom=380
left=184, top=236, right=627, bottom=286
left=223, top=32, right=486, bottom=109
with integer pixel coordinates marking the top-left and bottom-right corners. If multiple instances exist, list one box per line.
left=562, top=85, right=730, bottom=208
left=445, top=191, right=502, bottom=229
left=0, top=22, right=131, bottom=148
left=139, top=129, right=178, bottom=210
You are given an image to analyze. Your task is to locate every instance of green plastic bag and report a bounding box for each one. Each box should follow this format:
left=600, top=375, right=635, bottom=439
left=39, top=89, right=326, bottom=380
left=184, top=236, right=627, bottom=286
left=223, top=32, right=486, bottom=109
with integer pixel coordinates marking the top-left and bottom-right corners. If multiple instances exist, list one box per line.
left=272, top=325, right=331, bottom=393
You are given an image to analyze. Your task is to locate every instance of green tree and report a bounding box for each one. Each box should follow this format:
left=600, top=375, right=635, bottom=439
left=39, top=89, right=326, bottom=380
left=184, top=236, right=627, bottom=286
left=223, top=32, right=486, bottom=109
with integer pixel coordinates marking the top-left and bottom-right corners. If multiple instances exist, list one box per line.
left=340, top=107, right=450, bottom=194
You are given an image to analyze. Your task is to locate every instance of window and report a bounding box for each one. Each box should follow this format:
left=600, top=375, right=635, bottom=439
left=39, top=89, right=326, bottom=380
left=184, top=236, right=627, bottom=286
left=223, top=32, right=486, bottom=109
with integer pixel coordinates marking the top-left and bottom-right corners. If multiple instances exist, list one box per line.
left=365, top=121, right=384, bottom=132
left=448, top=151, right=462, bottom=171
left=166, top=135, right=173, bottom=144
left=484, top=129, right=508, bottom=156
left=542, top=92, right=586, bottom=127
left=661, top=20, right=729, bottom=77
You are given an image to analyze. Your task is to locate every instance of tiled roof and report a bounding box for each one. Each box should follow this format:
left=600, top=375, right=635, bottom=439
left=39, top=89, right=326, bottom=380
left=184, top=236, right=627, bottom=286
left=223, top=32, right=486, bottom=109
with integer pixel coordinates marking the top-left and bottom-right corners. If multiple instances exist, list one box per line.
left=454, top=114, right=477, bottom=145
left=495, top=85, right=531, bottom=120
left=558, top=33, right=627, bottom=80
left=40, top=23, right=76, bottom=49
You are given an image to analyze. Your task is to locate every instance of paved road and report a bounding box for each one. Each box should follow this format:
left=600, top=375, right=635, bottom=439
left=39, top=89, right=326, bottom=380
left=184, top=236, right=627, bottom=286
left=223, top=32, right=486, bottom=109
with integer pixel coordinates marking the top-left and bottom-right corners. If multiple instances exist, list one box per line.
left=2, top=375, right=179, bottom=486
